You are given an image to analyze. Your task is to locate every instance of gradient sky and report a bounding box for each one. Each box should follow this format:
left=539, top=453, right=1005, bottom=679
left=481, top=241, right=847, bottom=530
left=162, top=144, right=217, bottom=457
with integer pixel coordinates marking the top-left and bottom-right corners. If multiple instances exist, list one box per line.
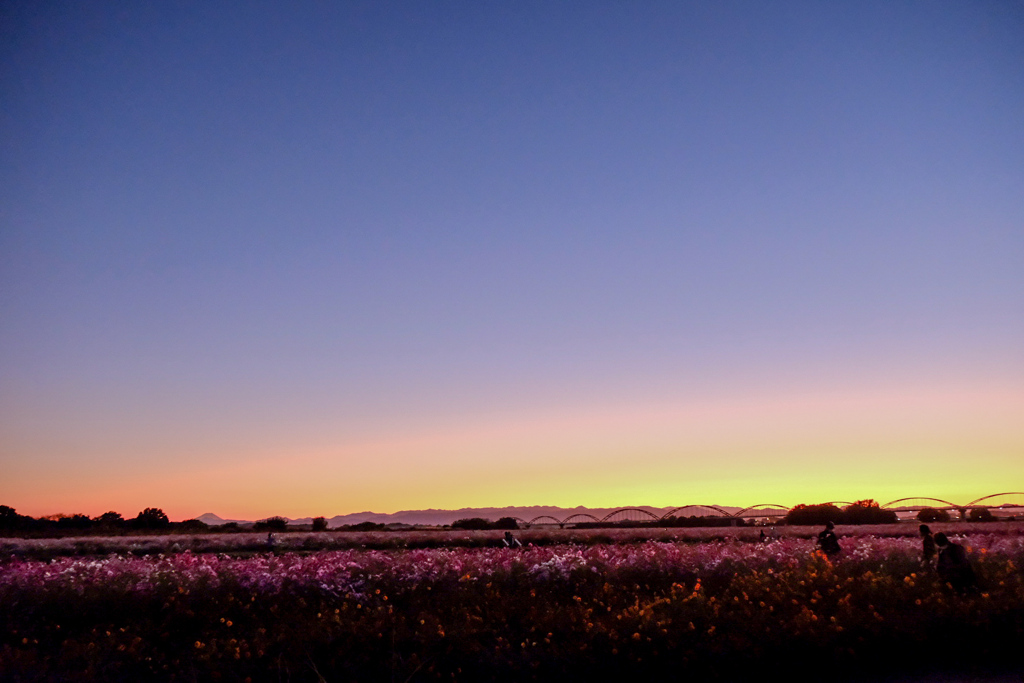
left=2, top=1, right=1022, bottom=521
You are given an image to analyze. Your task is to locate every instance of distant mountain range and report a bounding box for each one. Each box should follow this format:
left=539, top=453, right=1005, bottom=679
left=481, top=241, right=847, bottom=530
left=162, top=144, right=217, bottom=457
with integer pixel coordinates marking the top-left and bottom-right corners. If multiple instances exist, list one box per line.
left=195, top=505, right=757, bottom=528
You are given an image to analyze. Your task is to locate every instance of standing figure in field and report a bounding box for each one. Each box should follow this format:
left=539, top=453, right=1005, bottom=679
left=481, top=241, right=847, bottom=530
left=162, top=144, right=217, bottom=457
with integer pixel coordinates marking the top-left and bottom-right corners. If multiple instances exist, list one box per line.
left=816, top=521, right=841, bottom=558
left=935, top=533, right=977, bottom=593
left=503, top=531, right=522, bottom=548
left=919, top=524, right=936, bottom=568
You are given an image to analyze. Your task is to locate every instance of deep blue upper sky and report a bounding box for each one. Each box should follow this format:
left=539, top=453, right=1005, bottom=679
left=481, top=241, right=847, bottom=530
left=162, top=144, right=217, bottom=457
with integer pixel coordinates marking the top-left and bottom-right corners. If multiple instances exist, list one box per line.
left=1, top=1, right=1022, bottom=515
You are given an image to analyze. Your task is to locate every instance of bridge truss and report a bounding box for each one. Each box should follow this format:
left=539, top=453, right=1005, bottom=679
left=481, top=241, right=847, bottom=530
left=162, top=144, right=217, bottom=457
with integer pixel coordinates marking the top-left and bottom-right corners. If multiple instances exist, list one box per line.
left=510, top=492, right=1024, bottom=528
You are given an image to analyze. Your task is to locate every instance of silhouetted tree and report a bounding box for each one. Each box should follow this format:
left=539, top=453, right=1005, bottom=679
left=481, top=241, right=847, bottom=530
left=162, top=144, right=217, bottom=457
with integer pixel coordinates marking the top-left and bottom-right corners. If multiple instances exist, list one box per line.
left=55, top=514, right=94, bottom=530
left=0, top=505, right=28, bottom=531
left=94, top=511, right=125, bottom=528
left=494, top=517, right=519, bottom=530
left=842, top=500, right=898, bottom=525
left=255, top=516, right=288, bottom=532
left=784, top=503, right=843, bottom=526
left=917, top=507, right=950, bottom=523
left=451, top=518, right=493, bottom=530
left=312, top=516, right=328, bottom=531
left=968, top=507, right=994, bottom=522
left=131, top=508, right=170, bottom=530
left=176, top=519, right=209, bottom=532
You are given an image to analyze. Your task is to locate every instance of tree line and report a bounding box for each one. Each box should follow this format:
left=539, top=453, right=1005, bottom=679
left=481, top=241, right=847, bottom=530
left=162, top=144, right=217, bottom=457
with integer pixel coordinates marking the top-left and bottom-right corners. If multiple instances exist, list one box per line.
left=782, top=499, right=1000, bottom=525
left=0, top=506, right=184, bottom=533
left=2, top=500, right=1004, bottom=537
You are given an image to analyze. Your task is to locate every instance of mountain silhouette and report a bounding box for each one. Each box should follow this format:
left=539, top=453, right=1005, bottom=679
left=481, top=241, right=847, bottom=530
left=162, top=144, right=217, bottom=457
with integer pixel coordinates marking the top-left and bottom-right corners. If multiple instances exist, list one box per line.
left=192, top=505, right=758, bottom=527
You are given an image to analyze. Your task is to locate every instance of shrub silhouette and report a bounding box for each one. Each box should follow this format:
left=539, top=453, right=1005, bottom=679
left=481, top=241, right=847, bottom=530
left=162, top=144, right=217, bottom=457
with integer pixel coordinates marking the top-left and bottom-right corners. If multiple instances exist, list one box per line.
left=784, top=504, right=843, bottom=526
left=55, top=514, right=94, bottom=530
left=494, top=517, right=519, bottom=530
left=312, top=516, right=328, bottom=531
left=842, top=500, right=898, bottom=525
left=254, top=516, right=288, bottom=532
left=659, top=515, right=744, bottom=528
left=785, top=500, right=897, bottom=525
left=94, top=511, right=125, bottom=528
left=916, top=507, right=950, bottom=523
left=0, top=505, right=30, bottom=531
left=451, top=518, right=494, bottom=530
left=968, top=507, right=995, bottom=522
left=131, top=508, right=170, bottom=530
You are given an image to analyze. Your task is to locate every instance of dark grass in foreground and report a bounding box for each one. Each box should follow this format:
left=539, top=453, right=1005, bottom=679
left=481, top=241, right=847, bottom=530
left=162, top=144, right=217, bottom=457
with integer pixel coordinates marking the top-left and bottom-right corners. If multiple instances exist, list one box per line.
left=1, top=534, right=1022, bottom=682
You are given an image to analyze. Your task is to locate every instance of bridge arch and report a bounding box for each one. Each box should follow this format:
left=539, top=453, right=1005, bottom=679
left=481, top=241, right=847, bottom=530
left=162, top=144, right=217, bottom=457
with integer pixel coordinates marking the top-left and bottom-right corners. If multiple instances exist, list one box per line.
left=965, top=492, right=1024, bottom=508
left=661, top=504, right=733, bottom=520
left=734, top=504, right=790, bottom=518
left=526, top=515, right=563, bottom=527
left=881, top=497, right=958, bottom=509
left=600, top=508, right=660, bottom=524
left=562, top=513, right=602, bottom=526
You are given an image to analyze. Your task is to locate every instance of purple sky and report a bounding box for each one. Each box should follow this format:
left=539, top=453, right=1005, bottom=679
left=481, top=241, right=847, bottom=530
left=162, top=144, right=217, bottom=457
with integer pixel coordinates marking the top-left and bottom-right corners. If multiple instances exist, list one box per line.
left=1, top=2, right=1022, bottom=519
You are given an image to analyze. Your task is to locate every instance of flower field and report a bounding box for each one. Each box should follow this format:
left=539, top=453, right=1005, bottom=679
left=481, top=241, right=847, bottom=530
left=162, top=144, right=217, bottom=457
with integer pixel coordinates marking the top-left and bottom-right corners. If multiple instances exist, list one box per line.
left=4, top=521, right=1022, bottom=560
left=3, top=532, right=1023, bottom=681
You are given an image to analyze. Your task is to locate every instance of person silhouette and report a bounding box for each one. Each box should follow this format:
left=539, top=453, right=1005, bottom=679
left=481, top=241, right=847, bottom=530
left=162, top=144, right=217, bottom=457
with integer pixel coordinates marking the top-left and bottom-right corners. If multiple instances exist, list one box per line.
left=503, top=531, right=522, bottom=548
left=816, top=521, right=841, bottom=558
left=935, top=533, right=976, bottom=593
left=919, top=524, right=936, bottom=568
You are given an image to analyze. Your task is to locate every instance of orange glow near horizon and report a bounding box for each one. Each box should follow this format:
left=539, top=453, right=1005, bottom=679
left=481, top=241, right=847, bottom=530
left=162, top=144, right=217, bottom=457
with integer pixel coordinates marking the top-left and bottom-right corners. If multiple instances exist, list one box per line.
left=3, top=377, right=1021, bottom=521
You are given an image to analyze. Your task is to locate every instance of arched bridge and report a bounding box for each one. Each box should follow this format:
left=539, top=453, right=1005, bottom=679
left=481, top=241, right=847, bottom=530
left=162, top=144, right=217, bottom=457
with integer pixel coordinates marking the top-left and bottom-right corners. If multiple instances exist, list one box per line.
left=881, top=492, right=1024, bottom=520
left=506, top=493, right=1024, bottom=527
left=516, top=503, right=789, bottom=528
